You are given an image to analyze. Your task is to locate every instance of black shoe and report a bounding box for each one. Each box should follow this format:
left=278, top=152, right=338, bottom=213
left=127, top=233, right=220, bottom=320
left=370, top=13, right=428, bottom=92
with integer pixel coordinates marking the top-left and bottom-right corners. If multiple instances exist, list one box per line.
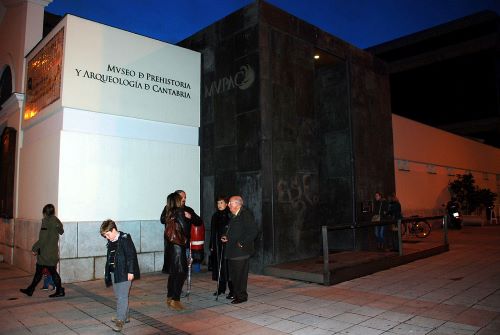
left=49, top=287, right=65, bottom=298
left=231, top=298, right=247, bottom=304
left=20, top=288, right=33, bottom=297
left=226, top=293, right=234, bottom=300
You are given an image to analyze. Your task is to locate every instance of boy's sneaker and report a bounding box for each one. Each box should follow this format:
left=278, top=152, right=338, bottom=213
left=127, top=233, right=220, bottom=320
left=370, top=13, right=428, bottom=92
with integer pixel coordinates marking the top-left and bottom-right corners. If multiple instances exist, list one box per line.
left=112, top=320, right=124, bottom=332
left=111, top=316, right=130, bottom=323
left=41, top=287, right=49, bottom=291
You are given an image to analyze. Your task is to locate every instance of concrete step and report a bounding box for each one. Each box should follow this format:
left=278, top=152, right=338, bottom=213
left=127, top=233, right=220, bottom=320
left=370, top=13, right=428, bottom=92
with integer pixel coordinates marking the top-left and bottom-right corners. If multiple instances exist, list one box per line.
left=462, top=215, right=484, bottom=226
left=264, top=244, right=449, bottom=286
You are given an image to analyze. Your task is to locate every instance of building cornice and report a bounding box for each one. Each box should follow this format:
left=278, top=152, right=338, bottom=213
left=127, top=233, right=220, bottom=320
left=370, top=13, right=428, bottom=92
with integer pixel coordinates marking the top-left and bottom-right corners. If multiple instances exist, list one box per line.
left=0, top=93, right=24, bottom=117
left=2, top=0, right=52, bottom=8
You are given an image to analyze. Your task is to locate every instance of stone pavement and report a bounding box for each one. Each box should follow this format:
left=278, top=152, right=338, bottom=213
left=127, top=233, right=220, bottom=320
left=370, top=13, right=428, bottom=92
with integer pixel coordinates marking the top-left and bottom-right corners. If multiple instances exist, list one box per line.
left=0, top=226, right=499, bottom=335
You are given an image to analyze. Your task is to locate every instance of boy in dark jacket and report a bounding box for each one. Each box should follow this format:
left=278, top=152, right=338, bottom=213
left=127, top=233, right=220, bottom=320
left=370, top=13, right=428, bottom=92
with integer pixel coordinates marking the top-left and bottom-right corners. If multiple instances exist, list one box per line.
left=100, top=219, right=140, bottom=332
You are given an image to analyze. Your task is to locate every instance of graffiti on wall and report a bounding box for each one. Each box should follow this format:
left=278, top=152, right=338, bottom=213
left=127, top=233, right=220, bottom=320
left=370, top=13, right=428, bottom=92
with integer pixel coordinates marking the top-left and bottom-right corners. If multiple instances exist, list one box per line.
left=276, top=173, right=320, bottom=258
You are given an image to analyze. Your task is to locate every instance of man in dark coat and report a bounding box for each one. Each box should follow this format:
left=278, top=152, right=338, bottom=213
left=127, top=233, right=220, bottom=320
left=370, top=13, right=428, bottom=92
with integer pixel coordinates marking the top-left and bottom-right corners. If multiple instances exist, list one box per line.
left=221, top=195, right=259, bottom=304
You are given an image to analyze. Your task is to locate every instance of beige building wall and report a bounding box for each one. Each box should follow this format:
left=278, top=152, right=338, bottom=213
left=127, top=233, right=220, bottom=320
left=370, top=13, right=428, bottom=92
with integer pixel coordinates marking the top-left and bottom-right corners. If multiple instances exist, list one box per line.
left=392, top=114, right=500, bottom=217
left=0, top=0, right=50, bottom=93
left=0, top=0, right=52, bottom=264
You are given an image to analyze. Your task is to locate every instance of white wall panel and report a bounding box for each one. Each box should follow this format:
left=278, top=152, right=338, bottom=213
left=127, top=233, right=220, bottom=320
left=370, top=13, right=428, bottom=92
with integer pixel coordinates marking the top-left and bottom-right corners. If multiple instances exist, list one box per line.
left=58, top=130, right=200, bottom=222
left=61, top=107, right=198, bottom=145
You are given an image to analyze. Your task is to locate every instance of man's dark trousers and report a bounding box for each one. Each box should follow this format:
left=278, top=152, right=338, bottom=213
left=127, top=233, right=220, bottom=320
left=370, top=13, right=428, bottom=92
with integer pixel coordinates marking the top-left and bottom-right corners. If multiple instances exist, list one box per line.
left=228, top=258, right=249, bottom=301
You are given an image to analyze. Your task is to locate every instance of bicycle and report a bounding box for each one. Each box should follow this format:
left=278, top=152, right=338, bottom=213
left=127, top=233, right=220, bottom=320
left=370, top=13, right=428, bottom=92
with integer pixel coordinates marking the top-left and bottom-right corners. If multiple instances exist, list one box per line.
left=401, top=216, right=431, bottom=238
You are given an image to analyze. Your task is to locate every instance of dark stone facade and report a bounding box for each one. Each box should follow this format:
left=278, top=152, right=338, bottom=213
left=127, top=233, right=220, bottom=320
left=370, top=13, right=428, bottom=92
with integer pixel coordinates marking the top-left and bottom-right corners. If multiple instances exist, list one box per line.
left=179, top=1, right=394, bottom=271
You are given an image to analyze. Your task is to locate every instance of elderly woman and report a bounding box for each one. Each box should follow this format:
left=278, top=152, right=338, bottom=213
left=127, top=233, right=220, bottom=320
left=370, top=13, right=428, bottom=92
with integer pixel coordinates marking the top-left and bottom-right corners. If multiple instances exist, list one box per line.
left=209, top=196, right=233, bottom=298
left=20, top=204, right=65, bottom=298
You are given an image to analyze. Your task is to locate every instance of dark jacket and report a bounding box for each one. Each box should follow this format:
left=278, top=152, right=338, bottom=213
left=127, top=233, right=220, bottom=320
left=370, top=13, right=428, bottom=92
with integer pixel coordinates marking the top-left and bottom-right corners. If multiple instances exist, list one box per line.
left=104, top=231, right=140, bottom=287
left=225, top=206, right=259, bottom=259
left=388, top=200, right=403, bottom=220
left=209, top=207, right=231, bottom=280
left=165, top=209, right=188, bottom=274
left=209, top=207, right=231, bottom=252
left=161, top=204, right=202, bottom=243
left=373, top=199, right=389, bottom=218
left=32, top=215, right=64, bottom=266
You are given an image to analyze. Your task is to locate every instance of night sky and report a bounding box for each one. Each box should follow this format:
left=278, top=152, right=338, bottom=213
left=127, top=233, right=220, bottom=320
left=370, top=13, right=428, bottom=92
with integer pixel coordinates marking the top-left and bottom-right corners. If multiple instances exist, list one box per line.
left=46, top=0, right=500, bottom=48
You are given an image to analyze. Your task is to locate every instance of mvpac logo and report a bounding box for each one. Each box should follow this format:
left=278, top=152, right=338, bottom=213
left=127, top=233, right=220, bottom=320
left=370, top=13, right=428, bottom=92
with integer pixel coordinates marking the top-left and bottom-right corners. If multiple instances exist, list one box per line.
left=205, top=64, right=255, bottom=98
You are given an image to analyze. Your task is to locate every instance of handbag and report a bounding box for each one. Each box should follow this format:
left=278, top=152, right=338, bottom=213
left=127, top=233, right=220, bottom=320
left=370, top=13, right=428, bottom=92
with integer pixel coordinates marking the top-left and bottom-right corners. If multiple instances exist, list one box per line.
left=165, top=217, right=186, bottom=245
left=372, top=202, right=382, bottom=222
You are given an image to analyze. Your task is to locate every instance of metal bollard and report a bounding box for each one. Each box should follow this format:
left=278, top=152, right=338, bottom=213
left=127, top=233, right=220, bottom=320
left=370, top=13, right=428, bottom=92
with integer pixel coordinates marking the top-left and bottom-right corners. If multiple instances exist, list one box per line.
left=443, top=215, right=448, bottom=246
left=398, top=219, right=403, bottom=256
left=322, top=226, right=330, bottom=285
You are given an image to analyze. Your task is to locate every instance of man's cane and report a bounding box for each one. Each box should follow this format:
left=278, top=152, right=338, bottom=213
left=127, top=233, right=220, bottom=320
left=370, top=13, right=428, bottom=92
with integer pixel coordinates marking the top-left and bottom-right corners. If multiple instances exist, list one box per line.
left=186, top=244, right=192, bottom=300
left=215, top=243, right=224, bottom=301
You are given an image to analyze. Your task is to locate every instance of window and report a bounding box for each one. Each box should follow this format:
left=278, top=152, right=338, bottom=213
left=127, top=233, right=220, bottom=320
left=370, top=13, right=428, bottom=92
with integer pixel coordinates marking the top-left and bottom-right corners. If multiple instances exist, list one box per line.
left=0, top=127, right=16, bottom=219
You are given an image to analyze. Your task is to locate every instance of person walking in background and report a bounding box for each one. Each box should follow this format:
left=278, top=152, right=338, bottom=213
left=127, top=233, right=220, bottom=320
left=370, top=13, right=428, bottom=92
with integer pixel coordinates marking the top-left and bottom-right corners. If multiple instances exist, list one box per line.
left=20, top=204, right=65, bottom=298
left=221, top=195, right=259, bottom=304
left=387, top=193, right=403, bottom=251
left=372, top=192, right=388, bottom=250
left=101, top=219, right=140, bottom=332
left=209, top=196, right=233, bottom=297
left=164, top=192, right=189, bottom=310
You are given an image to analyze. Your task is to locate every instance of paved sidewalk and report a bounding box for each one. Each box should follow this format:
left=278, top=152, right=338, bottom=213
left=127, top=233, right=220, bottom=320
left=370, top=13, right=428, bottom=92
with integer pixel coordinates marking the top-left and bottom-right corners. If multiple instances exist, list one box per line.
left=0, top=226, right=499, bottom=335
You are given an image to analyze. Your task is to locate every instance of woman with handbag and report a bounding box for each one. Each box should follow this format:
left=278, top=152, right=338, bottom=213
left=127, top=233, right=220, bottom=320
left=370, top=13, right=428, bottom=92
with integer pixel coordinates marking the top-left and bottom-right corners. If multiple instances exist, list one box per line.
left=164, top=192, right=188, bottom=310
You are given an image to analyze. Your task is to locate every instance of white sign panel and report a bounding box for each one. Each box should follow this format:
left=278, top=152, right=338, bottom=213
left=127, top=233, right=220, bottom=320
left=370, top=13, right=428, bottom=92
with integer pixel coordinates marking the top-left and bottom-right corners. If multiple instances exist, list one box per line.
left=62, top=15, right=200, bottom=127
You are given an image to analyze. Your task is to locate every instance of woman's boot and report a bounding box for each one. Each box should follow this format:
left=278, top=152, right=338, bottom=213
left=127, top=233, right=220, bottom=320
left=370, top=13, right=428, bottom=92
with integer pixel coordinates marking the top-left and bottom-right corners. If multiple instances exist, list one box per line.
left=49, top=271, right=65, bottom=297
left=170, top=300, right=185, bottom=310
left=20, top=287, right=34, bottom=296
left=49, top=287, right=65, bottom=298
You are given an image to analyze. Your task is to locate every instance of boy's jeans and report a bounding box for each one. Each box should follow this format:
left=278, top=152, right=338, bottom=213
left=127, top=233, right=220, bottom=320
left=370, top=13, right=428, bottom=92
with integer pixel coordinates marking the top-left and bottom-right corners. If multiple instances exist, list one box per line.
left=111, top=275, right=132, bottom=321
left=42, top=275, right=54, bottom=289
